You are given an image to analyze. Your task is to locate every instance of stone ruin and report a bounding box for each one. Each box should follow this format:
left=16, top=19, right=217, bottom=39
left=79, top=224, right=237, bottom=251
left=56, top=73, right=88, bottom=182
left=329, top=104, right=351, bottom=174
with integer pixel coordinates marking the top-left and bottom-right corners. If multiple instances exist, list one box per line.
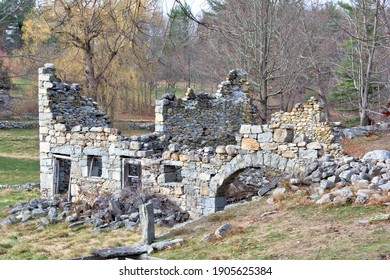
left=39, top=64, right=350, bottom=217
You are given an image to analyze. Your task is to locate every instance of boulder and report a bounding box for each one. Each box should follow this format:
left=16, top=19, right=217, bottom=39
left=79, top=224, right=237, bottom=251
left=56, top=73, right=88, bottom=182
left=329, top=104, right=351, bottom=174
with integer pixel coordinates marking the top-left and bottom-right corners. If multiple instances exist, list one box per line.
left=316, top=194, right=334, bottom=205
left=320, top=179, right=335, bottom=190
left=355, top=193, right=368, bottom=204
left=362, top=150, right=390, bottom=162
left=378, top=182, right=390, bottom=192
left=32, top=208, right=47, bottom=218
left=215, top=224, right=233, bottom=238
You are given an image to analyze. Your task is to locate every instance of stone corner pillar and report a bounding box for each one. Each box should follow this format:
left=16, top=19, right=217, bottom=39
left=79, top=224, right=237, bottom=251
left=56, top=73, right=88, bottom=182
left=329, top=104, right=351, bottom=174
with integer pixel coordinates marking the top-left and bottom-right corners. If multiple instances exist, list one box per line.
left=139, top=202, right=155, bottom=245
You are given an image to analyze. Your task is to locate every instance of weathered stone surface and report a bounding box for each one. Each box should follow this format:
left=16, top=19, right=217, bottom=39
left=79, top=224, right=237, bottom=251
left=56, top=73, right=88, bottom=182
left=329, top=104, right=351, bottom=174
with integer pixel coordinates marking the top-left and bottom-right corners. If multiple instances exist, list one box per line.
left=320, top=179, right=335, bottom=190
left=307, top=142, right=322, bottom=150
left=168, top=143, right=180, bottom=152
left=21, top=211, right=32, bottom=222
left=272, top=187, right=287, bottom=196
left=282, top=151, right=296, bottom=158
left=316, top=194, right=334, bottom=205
left=273, top=129, right=293, bottom=143
left=69, top=221, right=85, bottom=228
left=362, top=150, right=390, bottom=162
left=339, top=170, right=355, bottom=182
left=378, top=182, right=390, bottom=191
left=239, top=125, right=251, bottom=134
left=215, top=145, right=226, bottom=154
left=299, top=149, right=318, bottom=161
left=225, top=145, right=238, bottom=155
left=139, top=202, right=155, bottom=245
left=260, top=143, right=278, bottom=151
left=241, top=138, right=259, bottom=150
left=0, top=217, right=16, bottom=226
left=355, top=192, right=368, bottom=204
left=92, top=244, right=152, bottom=259
left=32, top=208, right=47, bottom=218
left=257, top=132, right=273, bottom=143
left=215, top=224, right=233, bottom=238
left=151, top=239, right=184, bottom=251
left=250, top=125, right=263, bottom=134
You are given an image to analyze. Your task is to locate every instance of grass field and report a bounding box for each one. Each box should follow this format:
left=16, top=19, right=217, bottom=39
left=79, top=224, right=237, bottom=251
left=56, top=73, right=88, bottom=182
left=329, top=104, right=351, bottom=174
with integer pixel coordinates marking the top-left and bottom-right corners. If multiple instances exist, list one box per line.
left=0, top=129, right=39, bottom=185
left=0, top=191, right=388, bottom=260
left=152, top=197, right=390, bottom=260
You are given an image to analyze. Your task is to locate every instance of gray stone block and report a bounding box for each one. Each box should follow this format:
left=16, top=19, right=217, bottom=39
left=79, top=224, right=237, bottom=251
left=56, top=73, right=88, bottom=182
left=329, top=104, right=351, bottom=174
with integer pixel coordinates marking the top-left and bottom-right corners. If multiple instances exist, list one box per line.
left=202, top=197, right=227, bottom=214
left=257, top=132, right=273, bottom=143
left=139, top=202, right=155, bottom=245
left=299, top=149, right=318, bottom=161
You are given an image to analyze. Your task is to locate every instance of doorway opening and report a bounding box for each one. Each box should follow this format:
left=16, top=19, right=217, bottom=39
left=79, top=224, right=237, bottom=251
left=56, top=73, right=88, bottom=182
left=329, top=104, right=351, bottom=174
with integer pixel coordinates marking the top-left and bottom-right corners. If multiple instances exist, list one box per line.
left=53, top=154, right=72, bottom=198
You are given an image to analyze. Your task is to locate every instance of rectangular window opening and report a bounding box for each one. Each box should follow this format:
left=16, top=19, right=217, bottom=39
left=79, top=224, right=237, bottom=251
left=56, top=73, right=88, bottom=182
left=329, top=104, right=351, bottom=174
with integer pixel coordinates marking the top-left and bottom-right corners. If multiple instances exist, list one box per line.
left=163, top=165, right=182, bottom=183
left=88, top=156, right=102, bottom=177
left=122, top=158, right=141, bottom=191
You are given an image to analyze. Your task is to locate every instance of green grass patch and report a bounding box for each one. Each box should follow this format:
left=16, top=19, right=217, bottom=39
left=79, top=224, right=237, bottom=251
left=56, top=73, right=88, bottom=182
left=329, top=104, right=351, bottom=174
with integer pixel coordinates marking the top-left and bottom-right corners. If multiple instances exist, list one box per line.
left=0, top=129, right=39, bottom=157
left=0, top=129, right=39, bottom=185
left=0, top=157, right=39, bottom=185
left=0, top=189, right=40, bottom=218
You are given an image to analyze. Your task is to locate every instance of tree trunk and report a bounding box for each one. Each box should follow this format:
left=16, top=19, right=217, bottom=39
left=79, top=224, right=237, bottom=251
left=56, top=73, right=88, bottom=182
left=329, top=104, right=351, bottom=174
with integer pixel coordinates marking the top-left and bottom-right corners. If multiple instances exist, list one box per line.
left=85, top=46, right=98, bottom=100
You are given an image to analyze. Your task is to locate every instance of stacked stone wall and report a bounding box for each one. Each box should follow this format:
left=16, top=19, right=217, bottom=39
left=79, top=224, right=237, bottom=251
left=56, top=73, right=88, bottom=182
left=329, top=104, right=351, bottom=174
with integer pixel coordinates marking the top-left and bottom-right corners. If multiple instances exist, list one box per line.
left=237, top=122, right=343, bottom=161
left=270, top=97, right=334, bottom=144
left=155, top=70, right=256, bottom=148
left=39, top=64, right=359, bottom=218
left=0, top=121, right=38, bottom=129
left=38, top=64, right=163, bottom=201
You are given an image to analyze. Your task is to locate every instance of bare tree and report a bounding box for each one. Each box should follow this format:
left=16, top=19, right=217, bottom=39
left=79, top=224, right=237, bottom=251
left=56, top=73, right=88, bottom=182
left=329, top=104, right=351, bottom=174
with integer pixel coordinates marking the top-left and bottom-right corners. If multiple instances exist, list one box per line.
left=337, top=0, right=386, bottom=125
left=195, top=0, right=305, bottom=123
left=37, top=0, right=157, bottom=103
left=298, top=1, right=343, bottom=121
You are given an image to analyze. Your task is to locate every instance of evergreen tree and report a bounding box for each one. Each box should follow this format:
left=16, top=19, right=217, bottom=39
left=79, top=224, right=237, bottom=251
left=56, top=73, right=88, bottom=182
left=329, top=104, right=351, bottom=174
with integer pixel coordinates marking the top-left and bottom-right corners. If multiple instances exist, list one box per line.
left=0, top=0, right=35, bottom=51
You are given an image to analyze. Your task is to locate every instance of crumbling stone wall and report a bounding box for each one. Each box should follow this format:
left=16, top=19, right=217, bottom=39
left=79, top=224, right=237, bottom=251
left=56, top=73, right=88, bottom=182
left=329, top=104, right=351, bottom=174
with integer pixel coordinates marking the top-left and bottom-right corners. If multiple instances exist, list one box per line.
left=39, top=64, right=163, bottom=201
left=155, top=70, right=256, bottom=148
left=270, top=97, right=334, bottom=144
left=39, top=64, right=345, bottom=217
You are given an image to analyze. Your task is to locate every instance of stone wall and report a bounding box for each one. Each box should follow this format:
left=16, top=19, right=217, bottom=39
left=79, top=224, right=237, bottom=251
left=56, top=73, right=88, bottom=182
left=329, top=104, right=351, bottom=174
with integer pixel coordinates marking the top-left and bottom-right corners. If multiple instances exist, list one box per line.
left=0, top=121, right=38, bottom=129
left=155, top=70, right=256, bottom=148
left=237, top=123, right=343, bottom=160
left=270, top=97, right=334, bottom=144
left=38, top=64, right=164, bottom=201
left=140, top=144, right=303, bottom=216
left=38, top=64, right=354, bottom=218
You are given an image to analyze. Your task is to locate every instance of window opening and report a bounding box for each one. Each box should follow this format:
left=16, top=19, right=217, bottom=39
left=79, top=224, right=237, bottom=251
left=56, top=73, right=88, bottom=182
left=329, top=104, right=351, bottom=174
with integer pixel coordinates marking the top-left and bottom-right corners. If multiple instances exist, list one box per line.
left=88, top=156, right=102, bottom=177
left=122, top=158, right=141, bottom=191
left=162, top=165, right=182, bottom=183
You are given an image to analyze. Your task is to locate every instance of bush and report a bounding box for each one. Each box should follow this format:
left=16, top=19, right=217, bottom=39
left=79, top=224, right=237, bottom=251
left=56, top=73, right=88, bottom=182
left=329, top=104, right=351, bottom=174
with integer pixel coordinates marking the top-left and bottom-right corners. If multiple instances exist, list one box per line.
left=0, top=61, right=11, bottom=90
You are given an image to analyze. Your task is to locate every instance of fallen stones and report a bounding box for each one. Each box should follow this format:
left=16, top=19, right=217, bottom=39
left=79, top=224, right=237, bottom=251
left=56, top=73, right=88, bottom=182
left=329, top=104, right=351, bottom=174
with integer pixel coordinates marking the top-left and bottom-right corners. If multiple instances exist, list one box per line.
left=0, top=190, right=190, bottom=233
left=215, top=223, right=233, bottom=238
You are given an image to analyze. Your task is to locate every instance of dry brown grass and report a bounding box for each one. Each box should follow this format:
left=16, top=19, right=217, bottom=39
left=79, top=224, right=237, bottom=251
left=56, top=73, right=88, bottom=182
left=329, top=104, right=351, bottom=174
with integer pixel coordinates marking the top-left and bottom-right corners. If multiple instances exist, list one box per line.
left=340, top=134, right=390, bottom=158
left=0, top=219, right=166, bottom=260
left=153, top=197, right=390, bottom=260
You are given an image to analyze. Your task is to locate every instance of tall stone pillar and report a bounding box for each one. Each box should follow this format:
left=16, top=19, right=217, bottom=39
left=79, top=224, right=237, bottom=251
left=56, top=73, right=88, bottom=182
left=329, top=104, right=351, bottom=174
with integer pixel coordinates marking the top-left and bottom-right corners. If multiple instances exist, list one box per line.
left=139, top=202, right=155, bottom=245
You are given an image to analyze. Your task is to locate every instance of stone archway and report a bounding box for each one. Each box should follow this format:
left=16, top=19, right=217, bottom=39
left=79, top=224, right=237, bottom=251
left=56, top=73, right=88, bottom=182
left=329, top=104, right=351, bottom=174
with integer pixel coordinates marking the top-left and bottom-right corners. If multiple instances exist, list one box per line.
left=202, top=151, right=298, bottom=215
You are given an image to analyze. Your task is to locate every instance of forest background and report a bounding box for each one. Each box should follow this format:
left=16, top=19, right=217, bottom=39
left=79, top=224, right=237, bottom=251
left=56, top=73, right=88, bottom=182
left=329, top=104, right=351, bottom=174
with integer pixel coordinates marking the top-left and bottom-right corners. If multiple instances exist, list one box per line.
left=0, top=0, right=389, bottom=126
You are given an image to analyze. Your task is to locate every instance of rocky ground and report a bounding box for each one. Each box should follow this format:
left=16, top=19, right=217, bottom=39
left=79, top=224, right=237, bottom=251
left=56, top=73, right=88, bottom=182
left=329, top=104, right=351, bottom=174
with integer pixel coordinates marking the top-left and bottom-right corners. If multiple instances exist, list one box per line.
left=267, top=150, right=390, bottom=207
left=0, top=188, right=190, bottom=232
